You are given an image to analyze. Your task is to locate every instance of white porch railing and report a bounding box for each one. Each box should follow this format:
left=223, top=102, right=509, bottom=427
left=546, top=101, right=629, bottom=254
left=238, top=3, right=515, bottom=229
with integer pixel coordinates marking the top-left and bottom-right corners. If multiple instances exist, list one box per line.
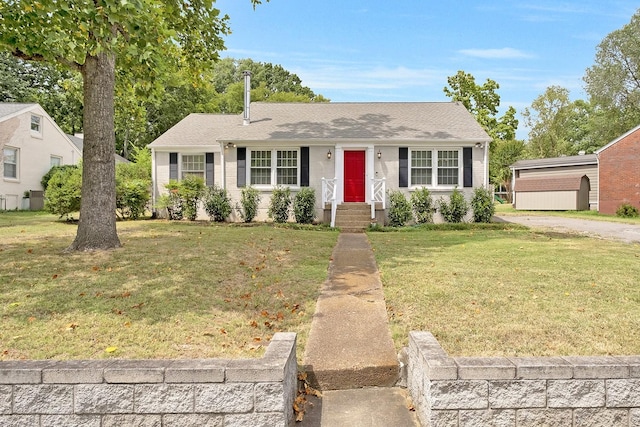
left=370, top=177, right=386, bottom=220
left=322, top=177, right=338, bottom=228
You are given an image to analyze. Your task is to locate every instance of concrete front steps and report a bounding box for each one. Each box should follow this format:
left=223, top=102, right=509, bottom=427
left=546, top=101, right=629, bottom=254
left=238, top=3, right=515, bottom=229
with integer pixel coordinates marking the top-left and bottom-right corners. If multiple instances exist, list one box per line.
left=334, top=203, right=373, bottom=233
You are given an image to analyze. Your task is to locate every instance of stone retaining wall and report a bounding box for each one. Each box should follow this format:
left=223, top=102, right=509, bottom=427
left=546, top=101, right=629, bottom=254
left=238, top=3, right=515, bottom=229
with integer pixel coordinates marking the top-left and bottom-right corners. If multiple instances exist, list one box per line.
left=0, top=332, right=298, bottom=427
left=407, top=331, right=640, bottom=427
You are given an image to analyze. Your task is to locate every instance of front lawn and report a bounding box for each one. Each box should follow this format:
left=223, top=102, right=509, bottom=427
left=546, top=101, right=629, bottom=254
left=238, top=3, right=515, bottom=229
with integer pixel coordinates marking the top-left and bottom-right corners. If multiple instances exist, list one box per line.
left=369, top=225, right=640, bottom=357
left=0, top=213, right=338, bottom=360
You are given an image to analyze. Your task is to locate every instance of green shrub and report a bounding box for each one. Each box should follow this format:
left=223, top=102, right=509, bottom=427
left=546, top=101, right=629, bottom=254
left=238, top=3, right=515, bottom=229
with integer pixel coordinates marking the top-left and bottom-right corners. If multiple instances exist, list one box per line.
left=293, top=187, right=316, bottom=224
left=387, top=190, right=412, bottom=227
left=116, top=179, right=150, bottom=220
left=471, top=186, right=495, bottom=223
left=616, top=203, right=639, bottom=218
left=157, top=180, right=183, bottom=220
left=41, top=165, right=78, bottom=191
left=438, top=187, right=469, bottom=223
left=410, top=187, right=435, bottom=224
left=203, top=185, right=233, bottom=222
left=44, top=165, right=82, bottom=219
left=237, top=186, right=261, bottom=223
left=268, top=186, right=291, bottom=223
left=178, top=175, right=205, bottom=221
left=115, top=159, right=151, bottom=220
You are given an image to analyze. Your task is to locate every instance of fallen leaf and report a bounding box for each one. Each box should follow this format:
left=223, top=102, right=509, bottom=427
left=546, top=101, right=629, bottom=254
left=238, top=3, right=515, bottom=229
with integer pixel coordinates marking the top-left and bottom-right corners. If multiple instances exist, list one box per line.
left=26, top=249, right=33, bottom=254
left=92, top=266, right=100, bottom=271
left=105, top=346, right=117, bottom=353
left=52, top=274, right=58, bottom=279
left=123, top=321, right=131, bottom=327
left=250, top=320, right=258, bottom=328
left=219, top=328, right=227, bottom=335
left=8, top=302, right=21, bottom=308
left=66, top=323, right=78, bottom=331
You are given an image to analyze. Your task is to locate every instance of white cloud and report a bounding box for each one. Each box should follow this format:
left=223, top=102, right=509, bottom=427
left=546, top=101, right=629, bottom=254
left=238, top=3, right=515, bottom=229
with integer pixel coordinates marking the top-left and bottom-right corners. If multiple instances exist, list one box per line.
left=458, top=48, right=535, bottom=59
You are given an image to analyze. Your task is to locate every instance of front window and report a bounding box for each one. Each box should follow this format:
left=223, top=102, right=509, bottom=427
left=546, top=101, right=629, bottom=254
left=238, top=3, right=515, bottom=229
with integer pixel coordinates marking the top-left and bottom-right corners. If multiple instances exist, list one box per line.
left=250, top=150, right=272, bottom=185
left=31, top=114, right=42, bottom=134
left=250, top=149, right=299, bottom=187
left=3, top=147, right=18, bottom=179
left=409, top=149, right=460, bottom=188
left=276, top=150, right=298, bottom=185
left=411, top=150, right=432, bottom=186
left=181, top=154, right=205, bottom=179
left=437, top=150, right=459, bottom=186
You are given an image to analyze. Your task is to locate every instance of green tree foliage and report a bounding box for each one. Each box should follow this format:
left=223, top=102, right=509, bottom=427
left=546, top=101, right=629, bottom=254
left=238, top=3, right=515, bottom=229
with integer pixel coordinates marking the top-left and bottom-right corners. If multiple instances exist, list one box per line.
left=443, top=70, right=518, bottom=142
left=0, top=0, right=263, bottom=250
left=584, top=9, right=640, bottom=145
left=443, top=71, right=521, bottom=188
left=410, top=187, right=435, bottom=224
left=438, top=188, right=469, bottom=223
left=387, top=190, right=412, bottom=227
left=293, top=187, right=316, bottom=224
left=237, top=186, right=261, bottom=223
left=471, top=187, right=495, bottom=223
left=489, top=139, right=525, bottom=201
left=44, top=165, right=82, bottom=219
left=522, top=86, right=597, bottom=158
left=268, top=186, right=291, bottom=223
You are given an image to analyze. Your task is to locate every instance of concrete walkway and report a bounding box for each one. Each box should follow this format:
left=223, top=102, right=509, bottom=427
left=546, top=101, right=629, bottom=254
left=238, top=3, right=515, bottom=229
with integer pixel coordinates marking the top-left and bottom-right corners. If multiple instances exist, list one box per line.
left=300, top=233, right=420, bottom=426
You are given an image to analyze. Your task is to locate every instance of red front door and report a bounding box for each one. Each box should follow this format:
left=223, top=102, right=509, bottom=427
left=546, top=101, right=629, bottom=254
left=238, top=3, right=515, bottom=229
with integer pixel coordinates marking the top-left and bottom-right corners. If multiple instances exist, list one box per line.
left=344, top=151, right=366, bottom=202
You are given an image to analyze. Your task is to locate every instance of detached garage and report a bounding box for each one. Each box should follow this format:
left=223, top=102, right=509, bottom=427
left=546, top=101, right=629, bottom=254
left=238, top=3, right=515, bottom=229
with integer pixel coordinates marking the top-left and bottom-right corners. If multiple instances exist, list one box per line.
left=514, top=175, right=591, bottom=211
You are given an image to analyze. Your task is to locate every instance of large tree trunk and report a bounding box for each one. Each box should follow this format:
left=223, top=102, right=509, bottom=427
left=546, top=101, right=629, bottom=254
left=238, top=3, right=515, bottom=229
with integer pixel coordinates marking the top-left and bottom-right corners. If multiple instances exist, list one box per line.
left=68, top=52, right=121, bottom=251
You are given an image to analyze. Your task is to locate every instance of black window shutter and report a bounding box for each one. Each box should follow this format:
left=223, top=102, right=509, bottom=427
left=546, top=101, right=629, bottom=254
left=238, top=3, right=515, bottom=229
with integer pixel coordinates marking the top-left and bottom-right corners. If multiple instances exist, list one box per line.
left=463, top=147, right=473, bottom=187
left=206, top=153, right=214, bottom=186
left=237, top=147, right=246, bottom=188
left=169, top=152, right=178, bottom=180
left=300, top=147, right=310, bottom=187
left=399, top=147, right=408, bottom=188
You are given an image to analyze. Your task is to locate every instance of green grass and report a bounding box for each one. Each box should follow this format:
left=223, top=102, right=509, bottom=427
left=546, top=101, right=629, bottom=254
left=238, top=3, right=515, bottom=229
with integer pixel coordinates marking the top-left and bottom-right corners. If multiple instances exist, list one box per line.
left=495, top=203, right=640, bottom=224
left=368, top=225, right=640, bottom=357
left=0, top=212, right=338, bottom=360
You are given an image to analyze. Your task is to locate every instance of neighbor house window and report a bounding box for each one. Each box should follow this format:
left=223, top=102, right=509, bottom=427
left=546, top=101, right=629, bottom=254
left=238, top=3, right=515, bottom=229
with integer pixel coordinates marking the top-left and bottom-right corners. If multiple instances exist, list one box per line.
left=30, top=114, right=42, bottom=134
left=249, top=149, right=299, bottom=187
left=50, top=156, right=62, bottom=167
left=3, top=147, right=18, bottom=179
left=409, top=149, right=460, bottom=188
left=181, top=154, right=205, bottom=179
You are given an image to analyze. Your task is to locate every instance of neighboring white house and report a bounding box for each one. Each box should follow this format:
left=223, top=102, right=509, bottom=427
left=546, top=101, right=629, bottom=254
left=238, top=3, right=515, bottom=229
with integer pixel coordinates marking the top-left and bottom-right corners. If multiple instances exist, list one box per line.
left=0, top=103, right=82, bottom=210
left=149, top=100, right=491, bottom=225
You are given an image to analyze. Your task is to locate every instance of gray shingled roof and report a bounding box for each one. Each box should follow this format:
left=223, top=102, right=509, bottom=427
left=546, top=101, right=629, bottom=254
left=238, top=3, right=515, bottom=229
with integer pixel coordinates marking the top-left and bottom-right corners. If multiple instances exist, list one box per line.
left=511, top=154, right=597, bottom=170
left=0, top=103, right=36, bottom=120
left=149, top=102, right=491, bottom=148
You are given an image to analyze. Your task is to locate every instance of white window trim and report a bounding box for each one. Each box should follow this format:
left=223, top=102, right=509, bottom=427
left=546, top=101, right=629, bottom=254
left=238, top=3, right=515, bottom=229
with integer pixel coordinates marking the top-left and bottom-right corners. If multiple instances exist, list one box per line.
left=180, top=153, right=206, bottom=180
left=409, top=148, right=462, bottom=189
left=247, top=148, right=301, bottom=189
left=30, top=114, right=43, bottom=138
left=50, top=155, right=63, bottom=167
left=3, top=146, right=19, bottom=181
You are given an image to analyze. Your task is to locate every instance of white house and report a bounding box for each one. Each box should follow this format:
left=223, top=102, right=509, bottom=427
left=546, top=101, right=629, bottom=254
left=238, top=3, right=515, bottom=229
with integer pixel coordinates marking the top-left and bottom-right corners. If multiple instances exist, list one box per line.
left=0, top=103, right=82, bottom=210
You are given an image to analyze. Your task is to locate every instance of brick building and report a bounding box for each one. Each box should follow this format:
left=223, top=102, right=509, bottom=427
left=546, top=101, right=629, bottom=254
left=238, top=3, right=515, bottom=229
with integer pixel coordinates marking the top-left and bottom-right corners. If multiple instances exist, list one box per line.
left=596, top=124, right=640, bottom=215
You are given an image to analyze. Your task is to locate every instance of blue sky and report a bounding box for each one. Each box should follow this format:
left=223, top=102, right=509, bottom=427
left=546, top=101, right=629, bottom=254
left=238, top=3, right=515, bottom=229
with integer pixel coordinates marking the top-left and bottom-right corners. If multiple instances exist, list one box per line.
left=215, top=1, right=638, bottom=139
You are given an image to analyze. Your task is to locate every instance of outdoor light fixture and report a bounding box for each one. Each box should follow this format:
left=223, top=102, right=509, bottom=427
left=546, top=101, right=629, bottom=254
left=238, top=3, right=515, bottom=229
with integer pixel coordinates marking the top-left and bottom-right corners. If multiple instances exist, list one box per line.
left=377, top=149, right=382, bottom=159
left=327, top=150, right=332, bottom=160
left=475, top=142, right=484, bottom=149
left=226, top=142, right=236, bottom=149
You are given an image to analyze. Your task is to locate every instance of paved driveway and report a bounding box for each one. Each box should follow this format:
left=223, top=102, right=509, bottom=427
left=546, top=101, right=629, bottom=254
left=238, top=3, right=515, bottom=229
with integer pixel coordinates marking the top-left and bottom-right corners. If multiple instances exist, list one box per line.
left=494, top=215, right=640, bottom=244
